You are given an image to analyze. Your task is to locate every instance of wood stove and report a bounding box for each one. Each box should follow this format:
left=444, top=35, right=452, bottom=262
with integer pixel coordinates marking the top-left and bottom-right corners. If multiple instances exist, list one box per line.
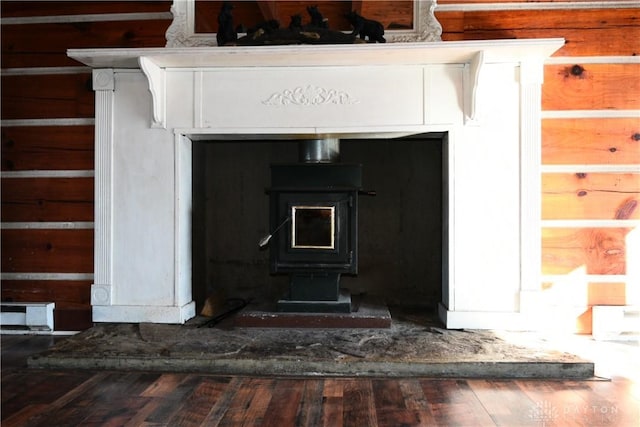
left=265, top=139, right=364, bottom=313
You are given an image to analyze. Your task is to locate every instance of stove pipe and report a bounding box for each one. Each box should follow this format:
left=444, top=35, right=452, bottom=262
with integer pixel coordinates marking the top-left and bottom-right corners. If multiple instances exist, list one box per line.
left=299, top=138, right=340, bottom=163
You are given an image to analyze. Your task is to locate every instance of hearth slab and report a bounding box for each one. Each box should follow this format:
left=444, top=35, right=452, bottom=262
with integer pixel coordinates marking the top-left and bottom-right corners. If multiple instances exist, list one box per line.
left=27, top=309, right=596, bottom=379
left=238, top=295, right=390, bottom=328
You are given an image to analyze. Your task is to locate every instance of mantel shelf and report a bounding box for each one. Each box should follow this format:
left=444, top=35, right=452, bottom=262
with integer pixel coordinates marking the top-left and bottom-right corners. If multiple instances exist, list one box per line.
left=69, top=39, right=563, bottom=69
left=69, top=38, right=564, bottom=128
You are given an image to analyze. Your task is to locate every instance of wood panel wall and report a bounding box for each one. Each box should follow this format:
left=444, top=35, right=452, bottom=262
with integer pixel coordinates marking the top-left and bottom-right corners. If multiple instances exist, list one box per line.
left=1, top=1, right=173, bottom=330
left=2, top=1, right=638, bottom=332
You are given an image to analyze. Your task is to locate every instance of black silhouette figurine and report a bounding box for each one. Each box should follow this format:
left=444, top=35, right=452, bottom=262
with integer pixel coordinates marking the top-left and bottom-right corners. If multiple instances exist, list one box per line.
left=345, top=11, right=386, bottom=43
left=288, top=14, right=303, bottom=33
left=216, top=2, right=237, bottom=46
left=307, top=5, right=329, bottom=29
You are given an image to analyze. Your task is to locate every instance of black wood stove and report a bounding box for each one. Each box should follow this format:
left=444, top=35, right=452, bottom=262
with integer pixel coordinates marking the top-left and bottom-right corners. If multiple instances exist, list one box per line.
left=263, top=139, right=365, bottom=313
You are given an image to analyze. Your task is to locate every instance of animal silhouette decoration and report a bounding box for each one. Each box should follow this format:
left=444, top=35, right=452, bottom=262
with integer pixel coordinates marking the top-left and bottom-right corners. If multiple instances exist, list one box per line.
left=307, top=5, right=329, bottom=29
left=345, top=11, right=386, bottom=43
left=216, top=2, right=237, bottom=46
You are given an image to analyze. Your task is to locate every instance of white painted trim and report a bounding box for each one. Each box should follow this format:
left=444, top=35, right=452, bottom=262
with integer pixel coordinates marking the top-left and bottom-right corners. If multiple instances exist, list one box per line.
left=542, top=220, right=640, bottom=228
left=1, top=118, right=95, bottom=127
left=542, top=110, right=640, bottom=119
left=1, top=170, right=94, bottom=178
left=546, top=56, right=640, bottom=65
left=139, top=57, right=166, bottom=128
left=541, top=165, right=640, bottom=173
left=68, top=39, right=565, bottom=69
left=93, top=73, right=115, bottom=303
left=519, top=61, right=544, bottom=294
left=438, top=303, right=533, bottom=330
left=1, top=222, right=94, bottom=230
left=542, top=274, right=629, bottom=282
left=0, top=273, right=94, bottom=281
left=437, top=1, right=640, bottom=12
left=0, top=12, right=172, bottom=25
left=0, top=66, right=90, bottom=75
left=174, top=134, right=192, bottom=307
left=92, top=302, right=196, bottom=324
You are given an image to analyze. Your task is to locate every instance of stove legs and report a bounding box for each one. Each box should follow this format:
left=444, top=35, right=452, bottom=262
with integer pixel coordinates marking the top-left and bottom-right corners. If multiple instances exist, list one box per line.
left=277, top=273, right=352, bottom=313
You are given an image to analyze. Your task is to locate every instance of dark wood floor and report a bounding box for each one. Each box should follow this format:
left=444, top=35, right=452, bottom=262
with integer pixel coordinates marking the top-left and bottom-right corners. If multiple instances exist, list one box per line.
left=2, top=335, right=639, bottom=426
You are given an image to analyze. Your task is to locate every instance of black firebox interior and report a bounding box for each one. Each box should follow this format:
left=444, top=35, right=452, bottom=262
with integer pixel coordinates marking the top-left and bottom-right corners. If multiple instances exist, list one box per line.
left=192, top=134, right=444, bottom=315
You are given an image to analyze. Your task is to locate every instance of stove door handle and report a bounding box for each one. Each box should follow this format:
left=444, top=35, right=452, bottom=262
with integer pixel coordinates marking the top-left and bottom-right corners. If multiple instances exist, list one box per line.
left=258, top=216, right=291, bottom=249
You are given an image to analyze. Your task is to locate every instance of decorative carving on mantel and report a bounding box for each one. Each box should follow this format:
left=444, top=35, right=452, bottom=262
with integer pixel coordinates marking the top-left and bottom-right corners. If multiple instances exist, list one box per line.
left=165, top=0, right=442, bottom=47
left=262, top=85, right=359, bottom=107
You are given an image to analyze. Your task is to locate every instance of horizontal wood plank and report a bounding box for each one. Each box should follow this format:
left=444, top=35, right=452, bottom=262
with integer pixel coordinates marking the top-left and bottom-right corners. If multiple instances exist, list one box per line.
left=542, top=281, right=628, bottom=306
left=1, top=74, right=94, bottom=120
left=542, top=64, right=640, bottom=111
left=0, top=280, right=91, bottom=308
left=1, top=229, right=93, bottom=273
left=2, top=374, right=638, bottom=427
left=460, top=8, right=638, bottom=32
left=0, top=1, right=171, bottom=17
left=1, top=20, right=170, bottom=68
left=588, top=282, right=627, bottom=305
left=437, top=8, right=640, bottom=56
left=54, top=307, right=93, bottom=331
left=1, top=126, right=94, bottom=171
left=1, top=177, right=94, bottom=222
left=541, top=227, right=630, bottom=275
left=542, top=118, right=640, bottom=165
left=542, top=173, right=640, bottom=220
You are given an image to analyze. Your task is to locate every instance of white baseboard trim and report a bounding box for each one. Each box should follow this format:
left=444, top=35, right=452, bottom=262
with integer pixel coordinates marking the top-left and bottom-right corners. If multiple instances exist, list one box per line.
left=92, top=302, right=196, bottom=324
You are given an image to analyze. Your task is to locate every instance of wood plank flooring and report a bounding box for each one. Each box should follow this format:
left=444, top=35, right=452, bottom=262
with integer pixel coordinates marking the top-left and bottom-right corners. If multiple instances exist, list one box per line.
left=2, top=335, right=639, bottom=426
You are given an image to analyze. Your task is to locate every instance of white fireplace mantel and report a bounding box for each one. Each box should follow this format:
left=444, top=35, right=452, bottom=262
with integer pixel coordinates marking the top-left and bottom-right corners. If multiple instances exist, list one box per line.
left=70, top=39, right=562, bottom=129
left=68, top=39, right=564, bottom=328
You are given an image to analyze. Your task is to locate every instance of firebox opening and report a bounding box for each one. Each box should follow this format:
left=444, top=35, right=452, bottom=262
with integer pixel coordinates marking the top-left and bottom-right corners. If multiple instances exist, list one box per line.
left=192, top=133, right=445, bottom=315
left=292, top=206, right=335, bottom=249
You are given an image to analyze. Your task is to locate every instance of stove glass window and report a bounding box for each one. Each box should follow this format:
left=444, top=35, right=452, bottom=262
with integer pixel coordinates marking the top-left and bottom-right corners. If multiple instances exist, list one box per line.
left=291, top=206, right=335, bottom=249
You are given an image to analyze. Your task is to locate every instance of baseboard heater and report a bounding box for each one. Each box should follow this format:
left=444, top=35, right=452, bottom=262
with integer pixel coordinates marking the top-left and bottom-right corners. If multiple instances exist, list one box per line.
left=1, top=302, right=55, bottom=332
